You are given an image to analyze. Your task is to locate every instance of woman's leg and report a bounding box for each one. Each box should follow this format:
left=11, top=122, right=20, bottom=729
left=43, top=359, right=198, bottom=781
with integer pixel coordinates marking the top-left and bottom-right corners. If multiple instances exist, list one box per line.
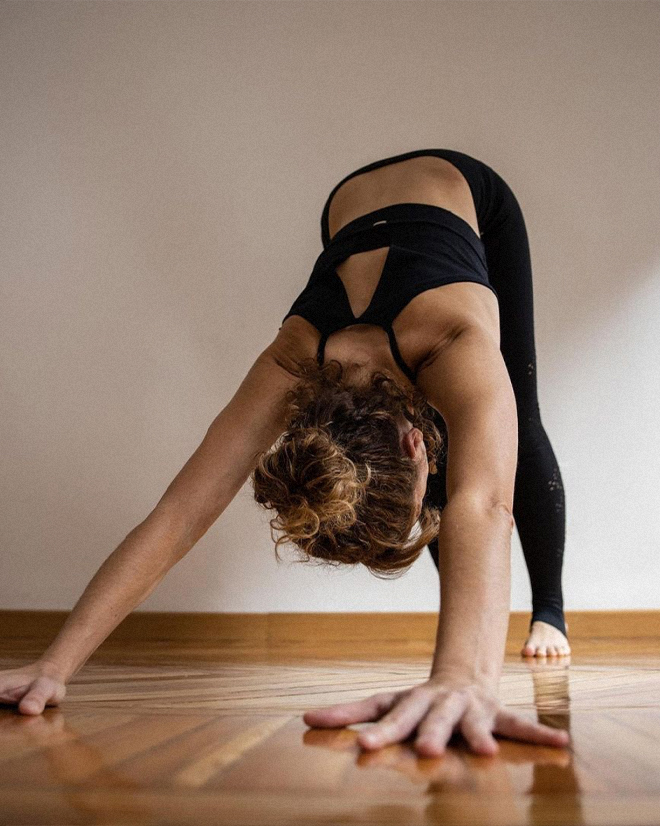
left=480, top=168, right=567, bottom=638
left=425, top=411, right=448, bottom=572
left=426, top=155, right=567, bottom=641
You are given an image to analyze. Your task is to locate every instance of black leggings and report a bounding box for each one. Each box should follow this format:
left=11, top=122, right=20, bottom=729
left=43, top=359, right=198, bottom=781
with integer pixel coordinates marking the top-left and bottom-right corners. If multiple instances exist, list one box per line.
left=412, top=149, right=567, bottom=638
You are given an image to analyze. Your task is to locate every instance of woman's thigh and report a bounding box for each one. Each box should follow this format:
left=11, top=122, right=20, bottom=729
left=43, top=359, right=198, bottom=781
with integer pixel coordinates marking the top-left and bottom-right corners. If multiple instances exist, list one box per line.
left=479, top=170, right=541, bottom=418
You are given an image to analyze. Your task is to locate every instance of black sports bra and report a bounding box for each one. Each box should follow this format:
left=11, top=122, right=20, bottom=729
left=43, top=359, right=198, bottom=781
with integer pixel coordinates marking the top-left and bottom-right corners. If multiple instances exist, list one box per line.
left=280, top=152, right=499, bottom=383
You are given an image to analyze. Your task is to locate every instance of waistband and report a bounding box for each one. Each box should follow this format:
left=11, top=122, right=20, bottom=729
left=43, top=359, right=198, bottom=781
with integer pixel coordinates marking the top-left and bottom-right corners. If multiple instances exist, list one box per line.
left=318, top=202, right=486, bottom=270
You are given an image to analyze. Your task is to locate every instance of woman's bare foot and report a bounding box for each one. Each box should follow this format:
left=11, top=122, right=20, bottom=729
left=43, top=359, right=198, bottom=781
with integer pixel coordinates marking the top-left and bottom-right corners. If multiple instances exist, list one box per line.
left=521, top=620, right=571, bottom=657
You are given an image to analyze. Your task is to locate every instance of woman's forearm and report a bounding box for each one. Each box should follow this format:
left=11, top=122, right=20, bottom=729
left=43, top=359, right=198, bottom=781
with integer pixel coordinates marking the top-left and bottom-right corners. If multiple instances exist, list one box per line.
left=38, top=509, right=190, bottom=682
left=430, top=495, right=514, bottom=687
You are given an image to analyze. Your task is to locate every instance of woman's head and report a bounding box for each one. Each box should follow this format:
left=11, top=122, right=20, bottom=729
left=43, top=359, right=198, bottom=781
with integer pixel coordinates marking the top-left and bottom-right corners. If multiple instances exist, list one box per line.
left=250, top=357, right=444, bottom=577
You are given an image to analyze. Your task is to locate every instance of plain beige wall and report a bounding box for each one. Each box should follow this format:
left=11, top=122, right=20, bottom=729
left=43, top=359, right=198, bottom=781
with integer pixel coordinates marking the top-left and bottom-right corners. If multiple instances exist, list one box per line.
left=2, top=1, right=659, bottom=614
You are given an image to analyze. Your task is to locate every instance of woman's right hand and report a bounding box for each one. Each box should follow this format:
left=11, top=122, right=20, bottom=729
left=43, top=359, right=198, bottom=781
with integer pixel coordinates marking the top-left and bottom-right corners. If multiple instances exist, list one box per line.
left=0, top=661, right=67, bottom=715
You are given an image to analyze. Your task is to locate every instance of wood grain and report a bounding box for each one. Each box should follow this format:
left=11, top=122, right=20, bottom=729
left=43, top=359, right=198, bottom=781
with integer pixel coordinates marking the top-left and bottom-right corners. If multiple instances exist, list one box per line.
left=1, top=611, right=659, bottom=825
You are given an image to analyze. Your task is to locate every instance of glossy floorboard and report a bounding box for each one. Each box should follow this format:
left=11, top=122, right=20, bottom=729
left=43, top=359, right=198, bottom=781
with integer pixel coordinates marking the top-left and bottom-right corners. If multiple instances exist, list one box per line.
left=1, top=625, right=660, bottom=825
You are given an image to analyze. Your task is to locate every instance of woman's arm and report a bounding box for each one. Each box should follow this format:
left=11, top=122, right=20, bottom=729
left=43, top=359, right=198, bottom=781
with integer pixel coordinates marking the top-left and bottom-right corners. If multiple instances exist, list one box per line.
left=418, top=325, right=518, bottom=686
left=2, top=340, right=301, bottom=712
left=304, top=326, right=570, bottom=754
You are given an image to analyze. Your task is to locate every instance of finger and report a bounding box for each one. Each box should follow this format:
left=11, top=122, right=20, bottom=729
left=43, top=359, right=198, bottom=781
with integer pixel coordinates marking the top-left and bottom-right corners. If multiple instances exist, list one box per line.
left=17, top=678, right=62, bottom=716
left=494, top=710, right=571, bottom=747
left=459, top=708, right=499, bottom=755
left=359, top=690, right=434, bottom=750
left=303, top=691, right=400, bottom=728
left=0, top=685, right=29, bottom=703
left=414, top=691, right=468, bottom=756
left=18, top=693, right=47, bottom=715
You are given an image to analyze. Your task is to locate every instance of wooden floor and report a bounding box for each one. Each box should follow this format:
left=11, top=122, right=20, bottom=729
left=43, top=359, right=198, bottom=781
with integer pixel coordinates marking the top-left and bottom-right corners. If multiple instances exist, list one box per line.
left=1, top=613, right=660, bottom=826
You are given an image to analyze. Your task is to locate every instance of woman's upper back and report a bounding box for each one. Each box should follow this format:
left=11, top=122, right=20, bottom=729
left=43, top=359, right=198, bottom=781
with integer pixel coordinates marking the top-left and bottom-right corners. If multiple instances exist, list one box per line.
left=277, top=152, right=501, bottom=388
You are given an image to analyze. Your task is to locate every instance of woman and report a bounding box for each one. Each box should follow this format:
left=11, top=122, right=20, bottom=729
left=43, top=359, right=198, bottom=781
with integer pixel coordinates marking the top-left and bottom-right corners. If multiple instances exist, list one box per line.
left=0, top=148, right=570, bottom=756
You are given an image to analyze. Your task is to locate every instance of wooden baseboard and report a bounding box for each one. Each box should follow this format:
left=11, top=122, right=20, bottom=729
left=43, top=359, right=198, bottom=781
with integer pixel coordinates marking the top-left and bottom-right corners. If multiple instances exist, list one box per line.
left=1, top=610, right=659, bottom=646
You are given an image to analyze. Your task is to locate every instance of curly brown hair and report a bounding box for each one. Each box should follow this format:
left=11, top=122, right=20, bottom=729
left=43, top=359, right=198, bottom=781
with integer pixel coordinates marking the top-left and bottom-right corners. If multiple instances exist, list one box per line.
left=250, top=356, right=445, bottom=578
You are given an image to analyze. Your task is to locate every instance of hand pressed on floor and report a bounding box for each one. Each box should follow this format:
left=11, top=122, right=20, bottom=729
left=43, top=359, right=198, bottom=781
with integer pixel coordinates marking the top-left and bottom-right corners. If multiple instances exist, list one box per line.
left=303, top=676, right=571, bottom=756
left=0, top=662, right=67, bottom=715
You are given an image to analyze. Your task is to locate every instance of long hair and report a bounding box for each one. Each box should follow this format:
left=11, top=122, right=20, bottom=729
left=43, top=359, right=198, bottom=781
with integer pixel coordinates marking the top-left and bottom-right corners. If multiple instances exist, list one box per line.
left=250, top=356, right=445, bottom=577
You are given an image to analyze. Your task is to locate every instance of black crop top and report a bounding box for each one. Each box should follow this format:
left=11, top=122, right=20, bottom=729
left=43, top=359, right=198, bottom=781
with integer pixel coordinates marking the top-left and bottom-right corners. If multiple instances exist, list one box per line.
left=281, top=158, right=499, bottom=383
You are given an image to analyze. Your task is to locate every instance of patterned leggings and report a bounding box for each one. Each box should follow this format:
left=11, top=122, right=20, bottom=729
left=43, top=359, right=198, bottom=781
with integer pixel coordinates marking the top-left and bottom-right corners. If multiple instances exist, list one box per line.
left=416, top=149, right=567, bottom=638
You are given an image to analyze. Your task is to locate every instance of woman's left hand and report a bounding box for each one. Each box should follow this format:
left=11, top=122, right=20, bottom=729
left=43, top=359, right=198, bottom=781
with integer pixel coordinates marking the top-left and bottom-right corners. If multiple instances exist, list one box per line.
left=303, top=675, right=571, bottom=756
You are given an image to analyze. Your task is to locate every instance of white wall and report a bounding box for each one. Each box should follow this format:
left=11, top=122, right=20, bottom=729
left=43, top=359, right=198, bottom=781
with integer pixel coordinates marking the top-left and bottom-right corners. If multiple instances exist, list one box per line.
left=2, top=1, right=658, bottom=614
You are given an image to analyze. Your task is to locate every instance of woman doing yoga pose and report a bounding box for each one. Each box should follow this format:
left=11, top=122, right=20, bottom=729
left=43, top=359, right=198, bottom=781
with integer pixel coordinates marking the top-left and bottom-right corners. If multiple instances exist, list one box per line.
left=0, top=148, right=570, bottom=756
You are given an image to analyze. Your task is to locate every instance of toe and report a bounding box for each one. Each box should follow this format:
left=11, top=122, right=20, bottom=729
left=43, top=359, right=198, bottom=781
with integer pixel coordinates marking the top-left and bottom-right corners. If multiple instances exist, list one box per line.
left=536, top=646, right=548, bottom=657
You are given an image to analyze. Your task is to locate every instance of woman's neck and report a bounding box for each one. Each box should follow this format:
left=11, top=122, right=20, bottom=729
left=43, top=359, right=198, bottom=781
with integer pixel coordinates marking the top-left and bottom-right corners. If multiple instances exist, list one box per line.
left=327, top=326, right=414, bottom=391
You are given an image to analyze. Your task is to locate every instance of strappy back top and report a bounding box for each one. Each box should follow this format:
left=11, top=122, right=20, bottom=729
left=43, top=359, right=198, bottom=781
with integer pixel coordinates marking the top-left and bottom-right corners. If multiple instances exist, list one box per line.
left=280, top=151, right=499, bottom=383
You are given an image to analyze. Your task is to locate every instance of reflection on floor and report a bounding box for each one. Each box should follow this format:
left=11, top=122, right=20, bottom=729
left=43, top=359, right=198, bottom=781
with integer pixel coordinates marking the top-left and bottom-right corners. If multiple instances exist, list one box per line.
left=1, top=620, right=660, bottom=826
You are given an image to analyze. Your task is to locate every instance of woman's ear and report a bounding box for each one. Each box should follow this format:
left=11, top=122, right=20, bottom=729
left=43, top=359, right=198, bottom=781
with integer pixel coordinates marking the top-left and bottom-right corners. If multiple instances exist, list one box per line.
left=400, top=427, right=414, bottom=459
left=401, top=426, right=424, bottom=460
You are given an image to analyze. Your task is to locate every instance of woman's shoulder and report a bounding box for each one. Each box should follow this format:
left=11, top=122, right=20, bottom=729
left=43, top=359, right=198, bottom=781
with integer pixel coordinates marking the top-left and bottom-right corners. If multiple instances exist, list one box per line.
left=394, top=282, right=501, bottom=377
left=267, top=316, right=320, bottom=377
